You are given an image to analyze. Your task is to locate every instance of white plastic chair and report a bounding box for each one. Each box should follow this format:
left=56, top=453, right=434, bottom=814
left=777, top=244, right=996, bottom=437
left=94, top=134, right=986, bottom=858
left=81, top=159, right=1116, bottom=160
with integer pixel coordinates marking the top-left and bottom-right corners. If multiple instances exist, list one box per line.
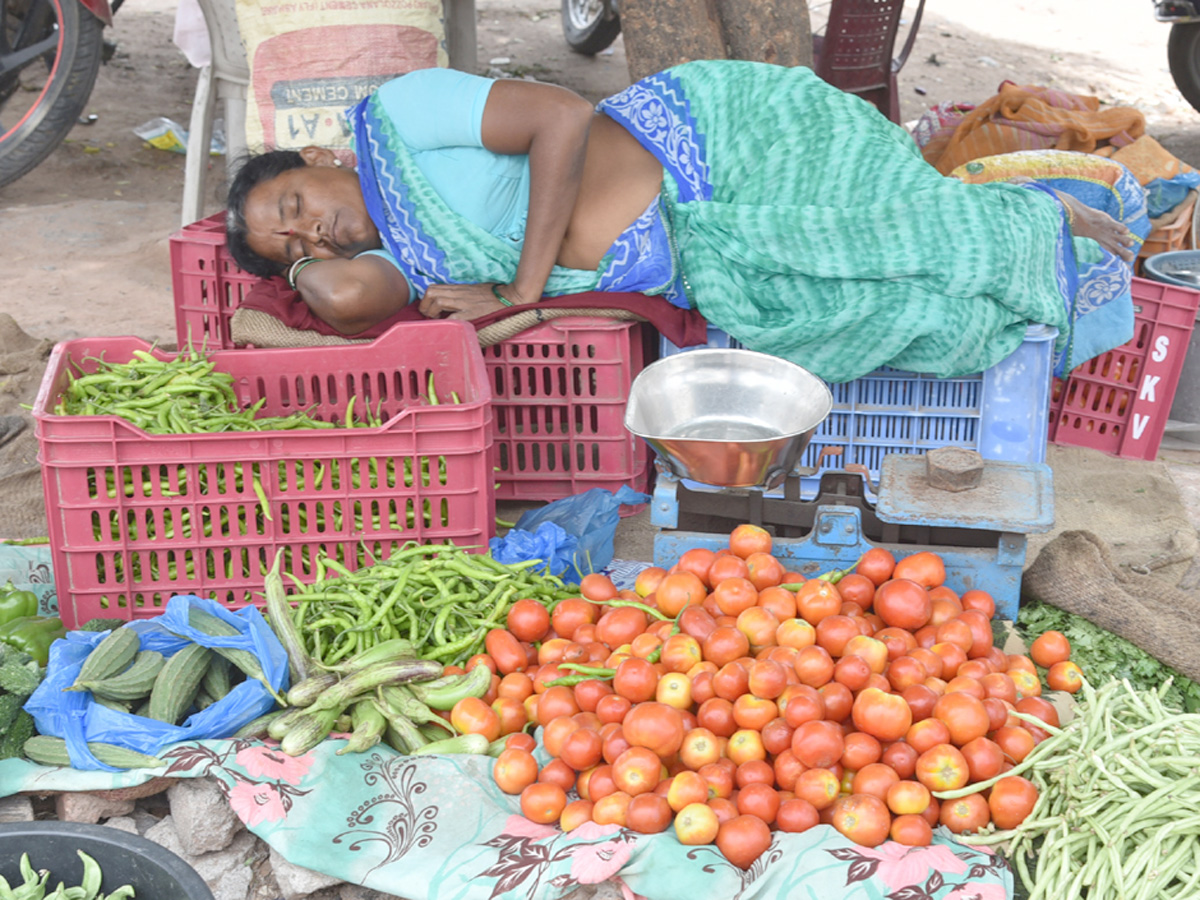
left=180, top=0, right=478, bottom=226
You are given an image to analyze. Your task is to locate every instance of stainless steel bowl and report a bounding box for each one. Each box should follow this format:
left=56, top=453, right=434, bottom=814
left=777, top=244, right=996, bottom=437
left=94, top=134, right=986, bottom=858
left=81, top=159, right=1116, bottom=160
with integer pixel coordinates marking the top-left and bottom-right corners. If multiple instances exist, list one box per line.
left=625, top=348, right=833, bottom=489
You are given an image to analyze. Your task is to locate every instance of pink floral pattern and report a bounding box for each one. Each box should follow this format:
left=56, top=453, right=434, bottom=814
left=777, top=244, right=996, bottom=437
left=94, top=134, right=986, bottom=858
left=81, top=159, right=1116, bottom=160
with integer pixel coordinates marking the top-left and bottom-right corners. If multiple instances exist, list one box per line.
left=855, top=842, right=971, bottom=891
left=227, top=779, right=287, bottom=827
left=826, top=838, right=1011, bottom=900
left=235, top=744, right=314, bottom=785
left=567, top=824, right=632, bottom=884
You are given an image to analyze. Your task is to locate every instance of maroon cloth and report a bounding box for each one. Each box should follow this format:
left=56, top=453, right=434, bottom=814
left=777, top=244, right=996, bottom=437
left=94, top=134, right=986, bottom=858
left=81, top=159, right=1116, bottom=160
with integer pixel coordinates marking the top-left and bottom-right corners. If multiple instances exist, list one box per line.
left=240, top=277, right=711, bottom=347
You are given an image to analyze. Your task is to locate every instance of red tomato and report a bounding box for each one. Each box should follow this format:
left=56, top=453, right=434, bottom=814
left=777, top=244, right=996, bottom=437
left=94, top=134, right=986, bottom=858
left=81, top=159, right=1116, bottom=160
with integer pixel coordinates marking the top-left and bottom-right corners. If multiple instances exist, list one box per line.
left=794, top=768, right=841, bottom=810
left=520, top=782, right=567, bottom=824
left=830, top=793, right=892, bottom=847
left=493, top=748, right=539, bottom=795
left=776, top=797, right=821, bottom=833
left=1047, top=660, right=1084, bottom=693
left=893, top=551, right=946, bottom=589
left=795, top=580, right=843, bottom=626
left=933, top=692, right=990, bottom=746
left=988, top=775, right=1039, bottom=829
left=580, top=573, right=619, bottom=603
left=622, top=702, right=685, bottom=758
left=485, top=629, right=528, bottom=675
left=890, top=813, right=933, bottom=846
left=959, top=589, right=996, bottom=618
left=914, top=743, right=969, bottom=792
left=744, top=552, right=785, bottom=591
left=675, top=548, right=717, bottom=587
left=451, top=696, right=501, bottom=741
left=840, top=731, right=883, bottom=771
left=656, top=571, right=709, bottom=618
left=612, top=746, right=663, bottom=796
left=505, top=599, right=552, bottom=643
left=959, top=736, right=1005, bottom=782
left=1030, top=630, right=1071, bottom=668
left=939, top=792, right=990, bottom=834
left=716, top=814, right=773, bottom=869
left=612, top=657, right=659, bottom=703
left=850, top=762, right=901, bottom=802
left=559, top=727, right=604, bottom=772
left=855, top=548, right=896, bottom=586
left=551, top=598, right=596, bottom=641
left=728, top=524, right=773, bottom=560
left=874, top=579, right=932, bottom=631
left=880, top=740, right=918, bottom=779
left=626, top=792, right=673, bottom=834
left=791, top=719, right=845, bottom=768
left=851, top=687, right=913, bottom=743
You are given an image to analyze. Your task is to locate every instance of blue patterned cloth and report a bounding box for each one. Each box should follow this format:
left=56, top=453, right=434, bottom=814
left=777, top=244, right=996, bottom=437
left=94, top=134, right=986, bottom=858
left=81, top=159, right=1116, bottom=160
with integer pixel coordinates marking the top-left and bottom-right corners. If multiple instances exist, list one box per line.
left=953, top=150, right=1151, bottom=376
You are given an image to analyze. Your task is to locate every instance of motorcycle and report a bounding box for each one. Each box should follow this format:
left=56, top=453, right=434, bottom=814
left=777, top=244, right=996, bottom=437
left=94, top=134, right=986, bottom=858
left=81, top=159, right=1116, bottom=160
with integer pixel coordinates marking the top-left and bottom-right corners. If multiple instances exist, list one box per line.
left=562, top=0, right=620, bottom=55
left=1157, top=0, right=1200, bottom=113
left=0, top=0, right=119, bottom=188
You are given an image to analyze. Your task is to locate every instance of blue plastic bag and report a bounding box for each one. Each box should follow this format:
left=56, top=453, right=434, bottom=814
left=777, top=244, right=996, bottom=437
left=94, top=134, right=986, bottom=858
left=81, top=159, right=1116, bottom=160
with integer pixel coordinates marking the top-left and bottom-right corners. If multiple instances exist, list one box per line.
left=25, top=595, right=289, bottom=772
left=488, top=486, right=650, bottom=584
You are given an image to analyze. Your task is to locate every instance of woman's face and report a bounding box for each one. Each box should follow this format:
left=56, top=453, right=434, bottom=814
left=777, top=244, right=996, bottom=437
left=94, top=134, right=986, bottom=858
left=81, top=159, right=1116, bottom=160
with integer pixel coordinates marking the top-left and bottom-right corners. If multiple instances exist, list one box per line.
left=243, top=157, right=381, bottom=267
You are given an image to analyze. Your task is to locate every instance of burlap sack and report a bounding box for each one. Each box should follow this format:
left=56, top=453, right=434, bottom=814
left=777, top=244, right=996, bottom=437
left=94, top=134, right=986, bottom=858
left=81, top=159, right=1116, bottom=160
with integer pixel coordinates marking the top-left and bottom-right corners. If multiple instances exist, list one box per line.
left=0, top=315, right=52, bottom=540
left=235, top=0, right=445, bottom=158
left=1022, top=529, right=1200, bottom=682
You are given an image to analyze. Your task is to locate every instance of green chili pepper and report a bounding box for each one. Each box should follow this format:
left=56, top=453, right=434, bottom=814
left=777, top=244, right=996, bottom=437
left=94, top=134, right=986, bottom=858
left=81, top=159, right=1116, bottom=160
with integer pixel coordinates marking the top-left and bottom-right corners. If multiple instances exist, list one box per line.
left=0, top=583, right=39, bottom=626
left=0, top=614, right=66, bottom=666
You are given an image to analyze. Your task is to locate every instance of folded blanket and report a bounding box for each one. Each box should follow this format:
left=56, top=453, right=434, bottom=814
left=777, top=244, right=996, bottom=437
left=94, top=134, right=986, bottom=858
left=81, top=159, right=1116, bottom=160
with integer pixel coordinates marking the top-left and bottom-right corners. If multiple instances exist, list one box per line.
left=925, top=81, right=1145, bottom=175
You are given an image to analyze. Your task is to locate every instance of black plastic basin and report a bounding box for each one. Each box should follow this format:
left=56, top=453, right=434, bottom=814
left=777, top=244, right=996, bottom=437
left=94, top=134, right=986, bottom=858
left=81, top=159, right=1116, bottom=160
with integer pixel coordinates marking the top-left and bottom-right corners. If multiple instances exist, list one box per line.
left=0, top=820, right=214, bottom=899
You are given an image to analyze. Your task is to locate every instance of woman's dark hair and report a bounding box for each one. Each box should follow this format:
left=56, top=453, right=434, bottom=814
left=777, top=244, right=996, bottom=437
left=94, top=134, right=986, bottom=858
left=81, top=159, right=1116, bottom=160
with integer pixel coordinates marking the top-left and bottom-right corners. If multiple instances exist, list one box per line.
left=225, top=150, right=307, bottom=277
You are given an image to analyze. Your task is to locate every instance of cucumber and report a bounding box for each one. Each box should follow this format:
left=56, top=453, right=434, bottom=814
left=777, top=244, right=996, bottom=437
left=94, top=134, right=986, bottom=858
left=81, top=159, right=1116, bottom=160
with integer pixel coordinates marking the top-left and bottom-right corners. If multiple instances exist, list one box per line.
left=78, top=650, right=165, bottom=701
left=23, top=735, right=165, bottom=770
left=147, top=642, right=212, bottom=724
left=69, top=627, right=140, bottom=689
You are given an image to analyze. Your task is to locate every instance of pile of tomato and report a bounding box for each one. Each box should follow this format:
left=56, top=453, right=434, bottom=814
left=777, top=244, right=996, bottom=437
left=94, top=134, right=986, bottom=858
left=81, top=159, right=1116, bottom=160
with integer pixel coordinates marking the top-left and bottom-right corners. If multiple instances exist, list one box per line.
left=445, top=525, right=1080, bottom=870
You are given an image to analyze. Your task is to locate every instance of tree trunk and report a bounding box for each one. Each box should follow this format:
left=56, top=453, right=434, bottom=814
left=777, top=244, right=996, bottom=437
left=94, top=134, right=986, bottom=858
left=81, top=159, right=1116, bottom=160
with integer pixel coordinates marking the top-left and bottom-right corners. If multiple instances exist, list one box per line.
left=620, top=0, right=813, bottom=82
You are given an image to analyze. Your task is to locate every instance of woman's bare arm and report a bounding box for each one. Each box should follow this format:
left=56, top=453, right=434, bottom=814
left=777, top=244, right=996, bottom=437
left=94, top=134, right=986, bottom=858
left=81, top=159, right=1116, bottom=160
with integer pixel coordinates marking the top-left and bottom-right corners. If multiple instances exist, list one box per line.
left=295, top=255, right=411, bottom=335
left=418, top=79, right=595, bottom=321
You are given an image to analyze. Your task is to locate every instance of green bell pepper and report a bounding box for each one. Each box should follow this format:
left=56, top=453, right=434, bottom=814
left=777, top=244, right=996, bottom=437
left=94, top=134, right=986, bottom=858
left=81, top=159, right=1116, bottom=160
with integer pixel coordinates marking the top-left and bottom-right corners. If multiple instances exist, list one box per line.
left=0, top=582, right=39, bottom=626
left=0, top=615, right=65, bottom=666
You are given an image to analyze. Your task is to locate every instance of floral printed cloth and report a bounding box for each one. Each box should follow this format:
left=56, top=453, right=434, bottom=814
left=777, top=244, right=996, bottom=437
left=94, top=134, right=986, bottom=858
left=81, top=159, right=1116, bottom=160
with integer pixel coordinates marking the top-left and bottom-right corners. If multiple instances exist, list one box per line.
left=0, top=738, right=1011, bottom=900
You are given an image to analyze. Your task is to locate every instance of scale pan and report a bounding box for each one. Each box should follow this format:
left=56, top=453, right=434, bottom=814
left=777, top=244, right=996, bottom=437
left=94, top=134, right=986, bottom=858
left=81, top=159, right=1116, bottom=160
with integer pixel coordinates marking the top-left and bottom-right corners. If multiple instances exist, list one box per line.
left=625, top=348, right=833, bottom=490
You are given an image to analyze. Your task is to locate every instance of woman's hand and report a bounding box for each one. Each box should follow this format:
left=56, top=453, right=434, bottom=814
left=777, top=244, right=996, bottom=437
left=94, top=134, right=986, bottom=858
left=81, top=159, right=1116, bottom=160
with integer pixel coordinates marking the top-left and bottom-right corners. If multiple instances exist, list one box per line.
left=419, top=282, right=530, bottom=320
left=1056, top=193, right=1138, bottom=264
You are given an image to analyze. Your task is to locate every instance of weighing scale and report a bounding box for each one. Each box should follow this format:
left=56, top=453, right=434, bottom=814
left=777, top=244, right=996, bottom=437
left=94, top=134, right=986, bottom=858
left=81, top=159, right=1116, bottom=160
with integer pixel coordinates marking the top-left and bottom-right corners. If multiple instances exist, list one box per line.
left=649, top=455, right=1054, bottom=621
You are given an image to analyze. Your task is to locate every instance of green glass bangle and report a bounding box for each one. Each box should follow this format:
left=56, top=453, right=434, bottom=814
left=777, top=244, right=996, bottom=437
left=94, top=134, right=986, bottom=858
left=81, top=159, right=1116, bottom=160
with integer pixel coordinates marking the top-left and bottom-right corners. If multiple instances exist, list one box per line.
left=491, top=284, right=515, bottom=307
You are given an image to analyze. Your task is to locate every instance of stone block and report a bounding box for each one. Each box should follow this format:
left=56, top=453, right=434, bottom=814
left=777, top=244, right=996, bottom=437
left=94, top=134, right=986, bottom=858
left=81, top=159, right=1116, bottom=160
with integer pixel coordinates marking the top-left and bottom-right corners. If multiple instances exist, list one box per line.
left=269, top=845, right=344, bottom=900
left=55, top=791, right=135, bottom=825
left=214, top=862, right=255, bottom=900
left=103, top=816, right=140, bottom=834
left=0, top=794, right=34, bottom=823
left=167, top=777, right=243, bottom=854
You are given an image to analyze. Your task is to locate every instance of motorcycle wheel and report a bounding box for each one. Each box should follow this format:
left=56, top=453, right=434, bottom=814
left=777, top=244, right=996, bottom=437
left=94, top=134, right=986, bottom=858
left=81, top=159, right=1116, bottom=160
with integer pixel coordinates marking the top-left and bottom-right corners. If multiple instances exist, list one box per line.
left=0, top=0, right=105, bottom=188
left=561, top=0, right=620, bottom=56
left=1168, top=22, right=1200, bottom=115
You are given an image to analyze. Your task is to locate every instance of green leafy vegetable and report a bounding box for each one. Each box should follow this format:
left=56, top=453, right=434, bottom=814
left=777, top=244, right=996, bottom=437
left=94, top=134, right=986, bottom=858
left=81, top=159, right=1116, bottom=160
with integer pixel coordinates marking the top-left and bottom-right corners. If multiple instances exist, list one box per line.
left=1016, top=598, right=1200, bottom=712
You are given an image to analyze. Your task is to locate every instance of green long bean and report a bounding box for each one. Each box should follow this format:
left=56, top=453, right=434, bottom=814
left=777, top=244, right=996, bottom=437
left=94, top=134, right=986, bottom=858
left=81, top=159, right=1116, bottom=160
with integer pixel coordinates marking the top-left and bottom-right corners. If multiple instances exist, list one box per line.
left=279, top=541, right=578, bottom=668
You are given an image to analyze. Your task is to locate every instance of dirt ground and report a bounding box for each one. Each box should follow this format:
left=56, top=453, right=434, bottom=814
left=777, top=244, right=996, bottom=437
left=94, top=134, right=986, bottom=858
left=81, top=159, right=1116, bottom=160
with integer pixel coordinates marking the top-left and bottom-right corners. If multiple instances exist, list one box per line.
left=4, top=0, right=1200, bottom=345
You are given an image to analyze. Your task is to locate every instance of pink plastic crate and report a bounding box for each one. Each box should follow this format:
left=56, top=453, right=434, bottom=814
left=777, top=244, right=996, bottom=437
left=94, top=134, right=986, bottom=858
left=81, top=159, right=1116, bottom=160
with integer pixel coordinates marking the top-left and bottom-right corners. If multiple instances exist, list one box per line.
left=33, top=322, right=495, bottom=627
left=170, top=214, right=260, bottom=350
left=483, top=317, right=652, bottom=502
left=170, top=217, right=652, bottom=503
left=1048, top=277, right=1200, bottom=460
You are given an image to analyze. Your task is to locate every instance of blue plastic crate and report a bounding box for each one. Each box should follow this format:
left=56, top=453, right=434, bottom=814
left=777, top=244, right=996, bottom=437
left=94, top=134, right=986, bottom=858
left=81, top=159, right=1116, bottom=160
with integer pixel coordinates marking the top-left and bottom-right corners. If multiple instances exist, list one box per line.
left=659, top=323, right=1057, bottom=498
